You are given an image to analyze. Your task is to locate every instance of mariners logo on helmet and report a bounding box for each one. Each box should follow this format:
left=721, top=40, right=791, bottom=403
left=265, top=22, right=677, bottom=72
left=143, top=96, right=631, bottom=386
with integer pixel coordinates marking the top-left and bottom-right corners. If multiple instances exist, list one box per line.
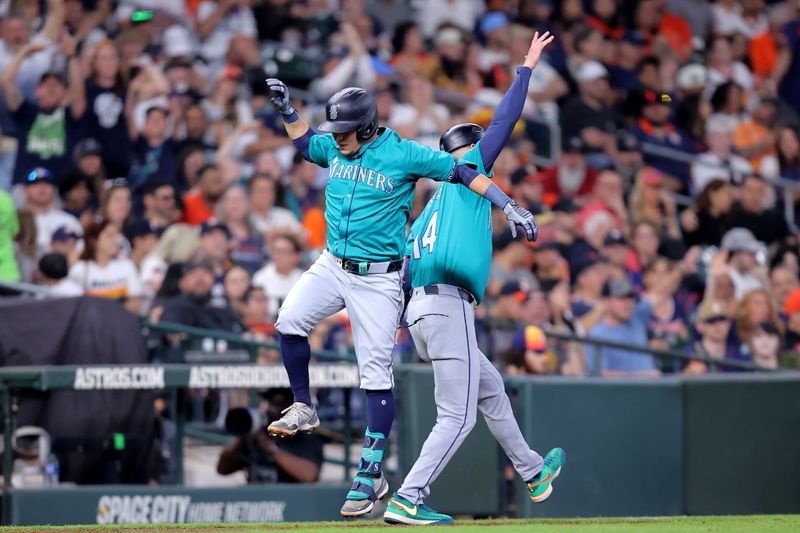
left=330, top=105, right=338, bottom=120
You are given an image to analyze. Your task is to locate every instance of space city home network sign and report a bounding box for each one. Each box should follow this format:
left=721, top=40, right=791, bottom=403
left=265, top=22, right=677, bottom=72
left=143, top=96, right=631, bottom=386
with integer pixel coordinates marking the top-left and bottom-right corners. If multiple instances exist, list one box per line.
left=71, top=364, right=359, bottom=390
left=96, top=494, right=286, bottom=524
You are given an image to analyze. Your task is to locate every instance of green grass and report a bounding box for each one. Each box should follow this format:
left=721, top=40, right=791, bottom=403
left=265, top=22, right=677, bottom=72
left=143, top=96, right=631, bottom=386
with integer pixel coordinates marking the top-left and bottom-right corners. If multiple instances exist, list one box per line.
left=1, top=516, right=798, bottom=533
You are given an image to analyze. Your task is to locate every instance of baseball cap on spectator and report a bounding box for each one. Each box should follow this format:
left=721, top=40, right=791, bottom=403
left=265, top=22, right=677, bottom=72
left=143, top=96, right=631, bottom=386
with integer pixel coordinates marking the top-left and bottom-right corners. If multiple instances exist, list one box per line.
left=51, top=226, right=80, bottom=243
left=124, top=219, right=156, bottom=242
left=25, top=167, right=56, bottom=186
left=697, top=299, right=730, bottom=322
left=511, top=166, right=540, bottom=186
left=200, top=219, right=232, bottom=239
left=134, top=96, right=170, bottom=130
left=574, top=61, right=608, bottom=83
left=181, top=259, right=215, bottom=277
left=480, top=12, right=509, bottom=36
left=603, top=229, right=628, bottom=247
left=551, top=197, right=578, bottom=213
left=499, top=281, right=528, bottom=302
left=38, top=253, right=69, bottom=281
left=434, top=26, right=463, bottom=46
left=39, top=71, right=66, bottom=86
left=621, top=30, right=647, bottom=46
left=616, top=131, right=641, bottom=153
left=721, top=228, right=761, bottom=254
left=676, top=64, right=708, bottom=92
left=536, top=240, right=561, bottom=252
left=163, top=25, right=194, bottom=58
left=73, top=138, right=102, bottom=162
left=521, top=325, right=548, bottom=352
left=784, top=289, right=800, bottom=316
left=642, top=90, right=673, bottom=106
left=570, top=255, right=604, bottom=285
left=563, top=136, right=588, bottom=154
left=602, top=277, right=635, bottom=298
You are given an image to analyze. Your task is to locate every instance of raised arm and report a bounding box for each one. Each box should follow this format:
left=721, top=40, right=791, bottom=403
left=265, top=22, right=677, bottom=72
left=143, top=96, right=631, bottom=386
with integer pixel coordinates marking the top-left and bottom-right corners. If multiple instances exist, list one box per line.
left=41, top=0, right=66, bottom=44
left=62, top=34, right=86, bottom=119
left=1, top=44, right=46, bottom=111
left=480, top=31, right=554, bottom=170
left=266, top=78, right=317, bottom=160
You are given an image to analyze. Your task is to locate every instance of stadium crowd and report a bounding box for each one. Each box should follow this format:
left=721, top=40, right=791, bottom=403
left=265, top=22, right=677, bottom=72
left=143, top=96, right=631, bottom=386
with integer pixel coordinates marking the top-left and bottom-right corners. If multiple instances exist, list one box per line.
left=1, top=0, right=800, bottom=378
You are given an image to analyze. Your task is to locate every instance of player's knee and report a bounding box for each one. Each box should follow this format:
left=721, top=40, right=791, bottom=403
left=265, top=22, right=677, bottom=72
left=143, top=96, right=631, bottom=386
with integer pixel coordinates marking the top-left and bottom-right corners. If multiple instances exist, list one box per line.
left=275, top=307, right=309, bottom=337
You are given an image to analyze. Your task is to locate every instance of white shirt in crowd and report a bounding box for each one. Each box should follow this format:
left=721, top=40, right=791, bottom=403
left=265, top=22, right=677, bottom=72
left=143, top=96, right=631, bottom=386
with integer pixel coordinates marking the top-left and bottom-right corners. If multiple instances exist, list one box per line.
left=68, top=258, right=143, bottom=300
left=691, top=152, right=752, bottom=194
left=250, top=208, right=302, bottom=235
left=35, top=209, right=83, bottom=256
left=49, top=278, right=84, bottom=297
left=197, top=1, right=256, bottom=63
left=389, top=103, right=450, bottom=150
left=725, top=266, right=765, bottom=300
left=0, top=33, right=58, bottom=98
left=252, top=263, right=303, bottom=319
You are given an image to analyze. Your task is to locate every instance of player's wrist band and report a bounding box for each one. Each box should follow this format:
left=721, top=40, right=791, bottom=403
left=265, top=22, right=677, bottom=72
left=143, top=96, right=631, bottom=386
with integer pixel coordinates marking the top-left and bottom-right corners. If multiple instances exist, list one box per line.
left=484, top=183, right=511, bottom=210
left=285, top=110, right=299, bottom=123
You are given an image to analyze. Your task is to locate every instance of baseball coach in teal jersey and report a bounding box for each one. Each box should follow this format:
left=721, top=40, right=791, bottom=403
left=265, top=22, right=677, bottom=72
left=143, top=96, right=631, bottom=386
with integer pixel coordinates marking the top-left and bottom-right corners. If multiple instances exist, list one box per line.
left=262, top=76, right=538, bottom=517
left=384, top=32, right=566, bottom=526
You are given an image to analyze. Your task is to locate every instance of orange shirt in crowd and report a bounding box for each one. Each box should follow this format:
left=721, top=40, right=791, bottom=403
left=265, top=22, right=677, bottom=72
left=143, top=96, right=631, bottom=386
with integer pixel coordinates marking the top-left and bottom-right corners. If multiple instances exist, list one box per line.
left=657, top=13, right=693, bottom=63
left=733, top=119, right=775, bottom=171
left=303, top=207, right=327, bottom=249
left=750, top=32, right=777, bottom=81
left=180, top=192, right=214, bottom=226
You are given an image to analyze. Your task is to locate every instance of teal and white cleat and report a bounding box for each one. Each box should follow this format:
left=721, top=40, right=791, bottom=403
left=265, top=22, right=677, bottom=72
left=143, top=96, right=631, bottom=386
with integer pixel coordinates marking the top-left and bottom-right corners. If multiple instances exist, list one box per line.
left=383, top=493, right=453, bottom=525
left=340, top=473, right=389, bottom=517
left=527, top=447, right=566, bottom=503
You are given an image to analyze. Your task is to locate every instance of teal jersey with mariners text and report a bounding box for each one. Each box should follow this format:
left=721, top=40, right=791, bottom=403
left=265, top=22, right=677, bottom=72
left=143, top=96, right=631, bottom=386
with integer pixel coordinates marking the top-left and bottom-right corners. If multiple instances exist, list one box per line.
left=308, top=127, right=456, bottom=262
left=408, top=142, right=492, bottom=303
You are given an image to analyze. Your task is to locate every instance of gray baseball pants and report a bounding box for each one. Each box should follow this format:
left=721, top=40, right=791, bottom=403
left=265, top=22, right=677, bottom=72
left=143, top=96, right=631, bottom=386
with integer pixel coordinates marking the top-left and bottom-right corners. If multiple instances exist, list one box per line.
left=397, top=284, right=544, bottom=504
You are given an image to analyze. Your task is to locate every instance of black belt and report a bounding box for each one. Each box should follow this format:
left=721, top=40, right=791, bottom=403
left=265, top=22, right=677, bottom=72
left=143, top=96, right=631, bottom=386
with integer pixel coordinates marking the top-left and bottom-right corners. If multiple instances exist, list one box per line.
left=422, top=284, right=476, bottom=304
left=336, top=257, right=403, bottom=275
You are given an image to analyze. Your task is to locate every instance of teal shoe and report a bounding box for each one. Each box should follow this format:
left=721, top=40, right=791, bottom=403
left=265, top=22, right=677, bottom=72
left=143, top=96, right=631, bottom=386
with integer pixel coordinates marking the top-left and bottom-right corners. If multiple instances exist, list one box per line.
left=383, top=493, right=453, bottom=525
left=527, top=447, right=566, bottom=503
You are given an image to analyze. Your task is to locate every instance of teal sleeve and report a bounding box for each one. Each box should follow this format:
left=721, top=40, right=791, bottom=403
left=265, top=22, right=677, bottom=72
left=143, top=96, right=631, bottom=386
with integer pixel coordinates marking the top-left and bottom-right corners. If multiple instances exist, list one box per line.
left=404, top=139, right=456, bottom=181
left=308, top=134, right=336, bottom=167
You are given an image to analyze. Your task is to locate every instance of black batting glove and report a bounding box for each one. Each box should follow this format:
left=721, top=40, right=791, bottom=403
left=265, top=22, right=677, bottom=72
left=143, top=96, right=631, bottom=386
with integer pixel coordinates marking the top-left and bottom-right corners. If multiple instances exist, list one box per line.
left=265, top=78, right=296, bottom=116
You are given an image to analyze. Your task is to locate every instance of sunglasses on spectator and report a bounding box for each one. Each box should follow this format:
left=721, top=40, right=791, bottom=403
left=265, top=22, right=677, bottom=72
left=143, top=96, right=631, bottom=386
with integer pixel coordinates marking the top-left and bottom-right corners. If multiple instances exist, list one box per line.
left=704, top=316, right=730, bottom=324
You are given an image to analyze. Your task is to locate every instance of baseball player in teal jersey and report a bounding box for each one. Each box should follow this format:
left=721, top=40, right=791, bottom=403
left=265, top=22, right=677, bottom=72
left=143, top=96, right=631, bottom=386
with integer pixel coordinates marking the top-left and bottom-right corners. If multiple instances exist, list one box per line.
left=384, top=32, right=566, bottom=526
left=262, top=76, right=538, bottom=517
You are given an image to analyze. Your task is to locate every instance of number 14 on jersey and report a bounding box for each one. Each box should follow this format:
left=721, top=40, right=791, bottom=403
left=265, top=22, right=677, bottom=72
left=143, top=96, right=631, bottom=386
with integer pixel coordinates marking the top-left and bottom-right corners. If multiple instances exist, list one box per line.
left=412, top=211, right=438, bottom=259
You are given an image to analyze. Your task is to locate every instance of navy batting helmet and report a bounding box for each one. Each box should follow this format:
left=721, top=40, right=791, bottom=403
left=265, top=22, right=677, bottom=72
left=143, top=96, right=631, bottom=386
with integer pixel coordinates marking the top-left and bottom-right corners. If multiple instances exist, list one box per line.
left=318, top=87, right=379, bottom=142
left=439, top=123, right=485, bottom=153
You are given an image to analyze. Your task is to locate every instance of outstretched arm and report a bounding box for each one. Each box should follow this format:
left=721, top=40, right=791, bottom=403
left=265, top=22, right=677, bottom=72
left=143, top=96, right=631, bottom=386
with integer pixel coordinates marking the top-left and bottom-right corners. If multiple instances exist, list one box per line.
left=480, top=31, right=554, bottom=171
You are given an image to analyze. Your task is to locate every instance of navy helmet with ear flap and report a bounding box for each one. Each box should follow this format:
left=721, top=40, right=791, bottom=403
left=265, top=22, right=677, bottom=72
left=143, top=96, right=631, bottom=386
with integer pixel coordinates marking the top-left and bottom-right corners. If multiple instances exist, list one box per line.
left=317, top=87, right=379, bottom=142
left=439, top=123, right=485, bottom=153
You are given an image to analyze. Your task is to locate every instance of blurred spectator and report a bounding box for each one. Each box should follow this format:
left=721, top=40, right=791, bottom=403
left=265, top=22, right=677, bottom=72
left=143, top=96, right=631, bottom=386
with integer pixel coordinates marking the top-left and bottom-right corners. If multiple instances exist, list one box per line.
left=587, top=278, right=661, bottom=377
left=181, top=163, right=225, bottom=226
left=706, top=36, right=754, bottom=96
left=68, top=219, right=142, bottom=314
left=683, top=299, right=748, bottom=374
left=23, top=168, right=83, bottom=255
left=37, top=252, right=82, bottom=297
left=771, top=266, right=799, bottom=318
left=735, top=288, right=783, bottom=347
left=633, top=0, right=693, bottom=63
left=489, top=239, right=537, bottom=293
left=578, top=170, right=628, bottom=231
left=680, top=179, right=735, bottom=247
left=532, top=241, right=568, bottom=293
left=194, top=219, right=233, bottom=295
left=223, top=265, right=251, bottom=318
left=99, top=180, right=133, bottom=233
left=628, top=168, right=680, bottom=240
left=784, top=289, right=800, bottom=353
left=601, top=229, right=631, bottom=282
left=776, top=125, right=800, bottom=182
left=569, top=256, right=608, bottom=333
left=137, top=180, right=179, bottom=235
left=539, top=137, right=598, bottom=202
left=0, top=189, right=20, bottom=281
left=13, top=209, right=38, bottom=283
left=690, top=114, right=752, bottom=194
left=252, top=233, right=303, bottom=320
left=50, top=226, right=79, bottom=265
left=389, top=76, right=450, bottom=149
left=629, top=91, right=695, bottom=191
left=241, top=285, right=275, bottom=336
left=248, top=173, right=302, bottom=237
left=643, top=257, right=689, bottom=353
left=388, top=21, right=437, bottom=79
left=217, top=185, right=266, bottom=274
left=488, top=281, right=528, bottom=355
left=732, top=97, right=780, bottom=179
left=58, top=168, right=95, bottom=228
left=2, top=36, right=85, bottom=186
left=129, top=101, right=177, bottom=193
left=775, top=8, right=800, bottom=114
left=503, top=324, right=558, bottom=376
left=731, top=174, right=790, bottom=246
left=160, top=260, right=243, bottom=332
left=312, top=21, right=376, bottom=99
left=217, top=388, right=323, bottom=483
left=718, top=228, right=768, bottom=298
left=196, top=0, right=258, bottom=70
left=124, top=220, right=158, bottom=271
left=560, top=61, right=620, bottom=156
left=747, top=322, right=782, bottom=369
